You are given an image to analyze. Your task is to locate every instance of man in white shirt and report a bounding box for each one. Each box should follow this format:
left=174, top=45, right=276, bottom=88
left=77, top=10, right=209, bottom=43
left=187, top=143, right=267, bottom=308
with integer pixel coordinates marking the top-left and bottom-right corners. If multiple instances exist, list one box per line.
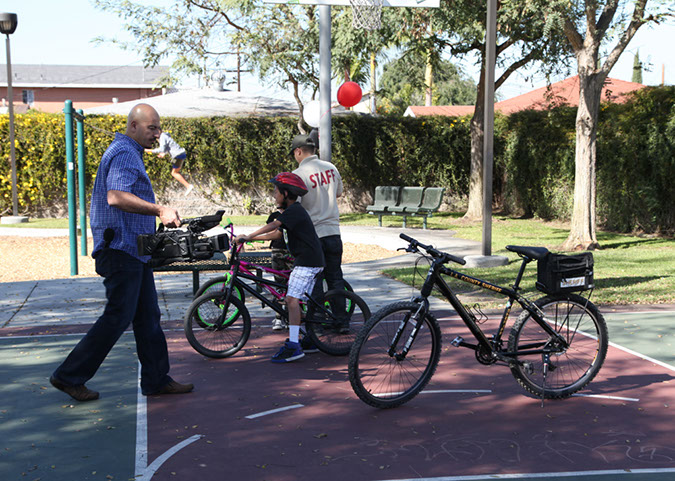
left=291, top=135, right=347, bottom=328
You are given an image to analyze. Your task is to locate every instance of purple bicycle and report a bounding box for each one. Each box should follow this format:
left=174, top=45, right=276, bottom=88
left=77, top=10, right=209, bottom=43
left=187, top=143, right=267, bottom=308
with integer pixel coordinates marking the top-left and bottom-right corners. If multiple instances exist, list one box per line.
left=183, top=225, right=369, bottom=358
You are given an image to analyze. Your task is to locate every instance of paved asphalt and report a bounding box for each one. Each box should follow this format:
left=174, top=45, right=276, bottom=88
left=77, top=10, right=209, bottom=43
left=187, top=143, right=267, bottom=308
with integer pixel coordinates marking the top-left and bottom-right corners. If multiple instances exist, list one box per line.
left=0, top=225, right=482, bottom=329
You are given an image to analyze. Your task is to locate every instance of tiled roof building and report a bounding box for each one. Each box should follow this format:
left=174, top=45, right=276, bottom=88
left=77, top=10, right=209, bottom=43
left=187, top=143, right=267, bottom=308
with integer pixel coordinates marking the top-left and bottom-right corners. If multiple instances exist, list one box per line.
left=0, top=64, right=169, bottom=113
left=404, top=76, right=646, bottom=117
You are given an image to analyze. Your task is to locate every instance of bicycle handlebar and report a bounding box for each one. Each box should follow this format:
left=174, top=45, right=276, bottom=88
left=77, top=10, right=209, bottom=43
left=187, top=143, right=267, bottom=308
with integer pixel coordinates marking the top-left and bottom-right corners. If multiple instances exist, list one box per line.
left=399, top=233, right=466, bottom=266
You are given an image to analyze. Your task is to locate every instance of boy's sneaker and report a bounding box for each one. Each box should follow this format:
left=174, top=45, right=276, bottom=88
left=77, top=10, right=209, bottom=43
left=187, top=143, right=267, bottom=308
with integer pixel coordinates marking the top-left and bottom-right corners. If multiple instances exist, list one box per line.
left=272, top=318, right=285, bottom=330
left=300, top=335, right=320, bottom=354
left=271, top=340, right=304, bottom=363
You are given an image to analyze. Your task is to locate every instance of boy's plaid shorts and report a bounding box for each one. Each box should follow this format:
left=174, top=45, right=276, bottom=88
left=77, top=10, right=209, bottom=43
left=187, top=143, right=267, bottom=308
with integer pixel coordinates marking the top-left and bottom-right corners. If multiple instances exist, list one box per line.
left=286, top=266, right=323, bottom=300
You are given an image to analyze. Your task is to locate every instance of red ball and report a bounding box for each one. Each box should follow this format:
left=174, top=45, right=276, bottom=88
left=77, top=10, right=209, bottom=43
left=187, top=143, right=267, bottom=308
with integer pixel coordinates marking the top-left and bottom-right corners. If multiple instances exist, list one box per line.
left=337, top=81, right=363, bottom=108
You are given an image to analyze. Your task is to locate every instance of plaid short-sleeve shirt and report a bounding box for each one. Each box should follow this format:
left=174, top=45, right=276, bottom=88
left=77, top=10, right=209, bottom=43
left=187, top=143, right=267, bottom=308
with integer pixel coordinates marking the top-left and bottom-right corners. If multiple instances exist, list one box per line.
left=90, top=133, right=157, bottom=262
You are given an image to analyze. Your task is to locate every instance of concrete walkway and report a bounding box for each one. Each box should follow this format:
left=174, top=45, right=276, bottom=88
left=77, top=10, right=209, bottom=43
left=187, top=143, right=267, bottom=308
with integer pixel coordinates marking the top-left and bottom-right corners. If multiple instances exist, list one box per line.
left=0, top=225, right=482, bottom=328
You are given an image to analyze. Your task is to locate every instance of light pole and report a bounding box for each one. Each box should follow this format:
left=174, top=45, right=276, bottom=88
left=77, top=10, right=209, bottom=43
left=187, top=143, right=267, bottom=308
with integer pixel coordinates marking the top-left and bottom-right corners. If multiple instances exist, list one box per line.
left=0, top=12, right=25, bottom=224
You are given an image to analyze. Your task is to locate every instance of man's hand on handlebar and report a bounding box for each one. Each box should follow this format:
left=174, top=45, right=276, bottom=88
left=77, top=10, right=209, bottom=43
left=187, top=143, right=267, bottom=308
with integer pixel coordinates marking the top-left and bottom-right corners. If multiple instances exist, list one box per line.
left=234, top=235, right=249, bottom=245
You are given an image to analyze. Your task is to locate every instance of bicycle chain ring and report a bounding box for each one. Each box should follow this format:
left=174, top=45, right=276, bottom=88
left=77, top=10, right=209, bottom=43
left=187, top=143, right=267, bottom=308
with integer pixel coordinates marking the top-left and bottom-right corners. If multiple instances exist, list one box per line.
left=475, top=344, right=496, bottom=365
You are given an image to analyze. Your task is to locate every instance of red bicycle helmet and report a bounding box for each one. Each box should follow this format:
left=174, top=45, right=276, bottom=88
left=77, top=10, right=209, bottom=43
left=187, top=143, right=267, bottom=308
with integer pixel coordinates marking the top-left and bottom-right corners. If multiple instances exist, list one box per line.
left=269, top=172, right=309, bottom=197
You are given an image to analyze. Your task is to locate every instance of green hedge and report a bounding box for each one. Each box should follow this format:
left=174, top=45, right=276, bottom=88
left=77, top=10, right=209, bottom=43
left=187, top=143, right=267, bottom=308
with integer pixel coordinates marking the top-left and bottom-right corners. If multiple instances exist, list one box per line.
left=597, top=87, right=675, bottom=233
left=0, top=86, right=673, bottom=234
left=499, top=86, right=675, bottom=234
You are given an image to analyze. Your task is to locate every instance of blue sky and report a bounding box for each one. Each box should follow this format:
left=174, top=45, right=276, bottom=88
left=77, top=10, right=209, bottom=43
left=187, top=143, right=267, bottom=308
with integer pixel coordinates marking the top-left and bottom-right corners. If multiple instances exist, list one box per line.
left=6, top=0, right=675, bottom=101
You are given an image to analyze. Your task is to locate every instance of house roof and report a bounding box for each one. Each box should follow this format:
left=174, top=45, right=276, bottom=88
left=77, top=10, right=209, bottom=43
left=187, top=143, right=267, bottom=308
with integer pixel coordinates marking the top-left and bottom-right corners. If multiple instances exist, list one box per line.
left=404, top=105, right=474, bottom=117
left=83, top=87, right=299, bottom=118
left=0, top=64, right=169, bottom=88
left=495, top=76, right=645, bottom=113
left=404, top=76, right=646, bottom=117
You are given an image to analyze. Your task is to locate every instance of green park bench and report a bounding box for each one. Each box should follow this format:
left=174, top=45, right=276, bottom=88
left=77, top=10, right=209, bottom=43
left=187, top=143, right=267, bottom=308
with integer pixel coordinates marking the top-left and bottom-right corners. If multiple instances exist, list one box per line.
left=366, top=186, right=445, bottom=229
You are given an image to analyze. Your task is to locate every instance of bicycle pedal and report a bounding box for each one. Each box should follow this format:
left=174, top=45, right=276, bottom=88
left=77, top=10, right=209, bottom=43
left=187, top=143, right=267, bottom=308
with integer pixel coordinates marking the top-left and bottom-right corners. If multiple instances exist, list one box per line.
left=451, top=336, right=464, bottom=347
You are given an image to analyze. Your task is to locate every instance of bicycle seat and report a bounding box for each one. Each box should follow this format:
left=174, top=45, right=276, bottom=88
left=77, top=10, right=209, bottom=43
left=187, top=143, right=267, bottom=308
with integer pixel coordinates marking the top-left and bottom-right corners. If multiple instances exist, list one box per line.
left=505, top=245, right=549, bottom=260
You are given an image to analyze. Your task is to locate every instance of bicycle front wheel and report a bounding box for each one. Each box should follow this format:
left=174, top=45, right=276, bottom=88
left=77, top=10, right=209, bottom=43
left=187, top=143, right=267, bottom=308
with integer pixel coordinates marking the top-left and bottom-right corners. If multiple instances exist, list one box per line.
left=348, top=301, right=441, bottom=409
left=304, top=289, right=371, bottom=356
left=508, top=294, right=608, bottom=399
left=194, top=275, right=245, bottom=303
left=184, top=293, right=251, bottom=358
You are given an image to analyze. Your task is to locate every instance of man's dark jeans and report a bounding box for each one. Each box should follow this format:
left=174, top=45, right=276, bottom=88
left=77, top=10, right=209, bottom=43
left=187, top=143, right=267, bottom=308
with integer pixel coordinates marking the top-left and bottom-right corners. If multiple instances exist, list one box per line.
left=52, top=249, right=171, bottom=395
left=311, top=235, right=345, bottom=314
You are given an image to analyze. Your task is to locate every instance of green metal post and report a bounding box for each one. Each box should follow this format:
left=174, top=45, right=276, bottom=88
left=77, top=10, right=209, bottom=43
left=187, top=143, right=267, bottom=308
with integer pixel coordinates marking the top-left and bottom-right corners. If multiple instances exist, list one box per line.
left=76, top=109, right=87, bottom=256
left=64, top=100, right=78, bottom=275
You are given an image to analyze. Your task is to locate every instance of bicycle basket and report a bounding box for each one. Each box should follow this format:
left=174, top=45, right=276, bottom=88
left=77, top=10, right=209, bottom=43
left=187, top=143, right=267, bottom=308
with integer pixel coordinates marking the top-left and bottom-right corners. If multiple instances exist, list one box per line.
left=536, top=252, right=594, bottom=295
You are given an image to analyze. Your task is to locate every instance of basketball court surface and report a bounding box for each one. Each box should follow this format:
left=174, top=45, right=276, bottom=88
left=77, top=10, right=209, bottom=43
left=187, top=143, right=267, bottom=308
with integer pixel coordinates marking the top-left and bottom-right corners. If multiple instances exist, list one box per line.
left=2, top=305, right=674, bottom=481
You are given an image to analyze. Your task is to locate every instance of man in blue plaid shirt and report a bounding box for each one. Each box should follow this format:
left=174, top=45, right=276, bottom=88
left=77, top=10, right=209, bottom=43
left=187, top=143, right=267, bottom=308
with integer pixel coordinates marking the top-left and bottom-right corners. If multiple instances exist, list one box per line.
left=50, top=104, right=194, bottom=402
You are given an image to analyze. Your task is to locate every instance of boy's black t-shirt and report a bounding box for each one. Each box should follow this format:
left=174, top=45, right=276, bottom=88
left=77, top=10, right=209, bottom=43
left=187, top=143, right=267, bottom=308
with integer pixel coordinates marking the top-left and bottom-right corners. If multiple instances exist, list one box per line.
left=278, top=202, right=325, bottom=268
left=265, top=211, right=286, bottom=250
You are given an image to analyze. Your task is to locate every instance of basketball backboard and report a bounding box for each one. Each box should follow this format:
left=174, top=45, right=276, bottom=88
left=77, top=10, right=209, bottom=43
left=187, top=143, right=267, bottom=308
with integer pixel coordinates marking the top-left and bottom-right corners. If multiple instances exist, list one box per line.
left=263, top=0, right=440, bottom=7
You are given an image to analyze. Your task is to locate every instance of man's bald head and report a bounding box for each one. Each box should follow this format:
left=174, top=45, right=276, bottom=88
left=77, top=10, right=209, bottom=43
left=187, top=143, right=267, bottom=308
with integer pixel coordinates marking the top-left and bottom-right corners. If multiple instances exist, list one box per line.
left=126, top=104, right=161, bottom=149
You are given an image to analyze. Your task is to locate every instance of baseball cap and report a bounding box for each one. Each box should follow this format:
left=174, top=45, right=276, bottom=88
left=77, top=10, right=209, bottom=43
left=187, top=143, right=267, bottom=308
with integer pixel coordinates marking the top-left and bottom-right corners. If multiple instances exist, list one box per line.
left=290, top=134, right=316, bottom=156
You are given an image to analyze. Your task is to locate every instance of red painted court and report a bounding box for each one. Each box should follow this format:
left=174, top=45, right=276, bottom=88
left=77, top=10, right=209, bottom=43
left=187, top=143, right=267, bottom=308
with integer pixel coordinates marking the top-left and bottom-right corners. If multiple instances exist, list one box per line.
left=144, top=309, right=675, bottom=481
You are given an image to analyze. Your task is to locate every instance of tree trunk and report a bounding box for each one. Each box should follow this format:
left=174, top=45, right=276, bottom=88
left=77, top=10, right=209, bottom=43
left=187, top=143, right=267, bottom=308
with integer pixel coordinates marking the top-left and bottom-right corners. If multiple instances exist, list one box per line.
left=370, top=51, right=377, bottom=114
left=291, top=79, right=306, bottom=134
left=464, top=69, right=486, bottom=220
left=424, top=53, right=433, bottom=107
left=562, top=71, right=603, bottom=251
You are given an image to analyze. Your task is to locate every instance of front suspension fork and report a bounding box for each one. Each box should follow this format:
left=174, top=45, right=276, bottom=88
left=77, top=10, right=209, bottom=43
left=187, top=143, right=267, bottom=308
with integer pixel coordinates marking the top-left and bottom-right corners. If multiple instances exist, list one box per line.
left=389, top=302, right=427, bottom=361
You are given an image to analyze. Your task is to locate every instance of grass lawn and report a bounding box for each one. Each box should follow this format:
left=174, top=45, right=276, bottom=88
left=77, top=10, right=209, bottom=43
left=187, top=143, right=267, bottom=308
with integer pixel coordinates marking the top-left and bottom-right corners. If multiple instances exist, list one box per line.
left=3, top=213, right=672, bottom=305
left=371, top=213, right=674, bottom=306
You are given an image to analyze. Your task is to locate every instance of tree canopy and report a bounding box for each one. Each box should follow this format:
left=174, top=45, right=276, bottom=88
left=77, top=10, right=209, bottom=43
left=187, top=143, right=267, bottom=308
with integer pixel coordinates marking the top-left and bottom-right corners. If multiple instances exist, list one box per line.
left=378, top=53, right=476, bottom=115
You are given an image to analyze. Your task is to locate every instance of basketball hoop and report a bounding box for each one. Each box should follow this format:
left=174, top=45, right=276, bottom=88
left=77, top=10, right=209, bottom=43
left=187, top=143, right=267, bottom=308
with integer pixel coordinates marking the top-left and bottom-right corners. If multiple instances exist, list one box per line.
left=350, top=0, right=383, bottom=30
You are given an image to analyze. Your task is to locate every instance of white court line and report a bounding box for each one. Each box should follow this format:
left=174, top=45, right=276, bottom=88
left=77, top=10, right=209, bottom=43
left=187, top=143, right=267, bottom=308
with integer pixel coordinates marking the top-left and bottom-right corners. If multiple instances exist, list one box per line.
left=373, top=390, right=491, bottom=397
left=0, top=332, right=102, bottom=339
left=138, top=434, right=203, bottom=480
left=572, top=393, right=639, bottom=402
left=572, top=393, right=640, bottom=402
left=0, top=331, right=137, bottom=340
left=246, top=404, right=304, bottom=419
left=135, top=361, right=148, bottom=478
left=422, top=390, right=492, bottom=394
left=133, top=359, right=203, bottom=480
left=608, top=339, right=675, bottom=373
left=378, top=467, right=675, bottom=481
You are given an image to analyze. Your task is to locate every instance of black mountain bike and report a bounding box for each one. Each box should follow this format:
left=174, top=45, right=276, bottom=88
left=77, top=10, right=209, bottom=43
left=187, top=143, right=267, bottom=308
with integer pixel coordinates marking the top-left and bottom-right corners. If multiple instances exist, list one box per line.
left=348, top=233, right=608, bottom=409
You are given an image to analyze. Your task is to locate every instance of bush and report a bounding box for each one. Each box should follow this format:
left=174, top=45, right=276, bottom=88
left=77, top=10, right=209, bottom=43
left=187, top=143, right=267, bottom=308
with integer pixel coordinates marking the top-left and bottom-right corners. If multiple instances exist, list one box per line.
left=596, top=86, right=675, bottom=233
left=0, top=87, right=673, bottom=234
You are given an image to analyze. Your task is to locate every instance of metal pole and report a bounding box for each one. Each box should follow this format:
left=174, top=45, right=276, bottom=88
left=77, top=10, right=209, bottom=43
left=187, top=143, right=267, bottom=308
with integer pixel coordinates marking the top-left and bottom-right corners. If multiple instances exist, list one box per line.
left=76, top=109, right=87, bottom=256
left=319, top=5, right=332, bottom=163
left=64, top=100, right=78, bottom=275
left=481, top=0, right=497, bottom=257
left=5, top=34, right=17, bottom=216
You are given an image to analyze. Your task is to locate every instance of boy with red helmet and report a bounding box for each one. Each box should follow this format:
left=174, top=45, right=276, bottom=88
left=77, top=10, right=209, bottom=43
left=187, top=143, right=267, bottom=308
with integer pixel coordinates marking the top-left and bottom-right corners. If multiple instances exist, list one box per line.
left=236, top=172, right=325, bottom=363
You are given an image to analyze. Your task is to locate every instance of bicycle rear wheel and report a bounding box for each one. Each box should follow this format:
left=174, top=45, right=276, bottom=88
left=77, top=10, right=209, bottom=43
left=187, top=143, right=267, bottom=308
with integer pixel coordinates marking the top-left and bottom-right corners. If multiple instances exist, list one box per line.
left=184, top=293, right=251, bottom=358
left=304, top=289, right=370, bottom=356
left=508, top=294, right=608, bottom=399
left=348, top=301, right=441, bottom=408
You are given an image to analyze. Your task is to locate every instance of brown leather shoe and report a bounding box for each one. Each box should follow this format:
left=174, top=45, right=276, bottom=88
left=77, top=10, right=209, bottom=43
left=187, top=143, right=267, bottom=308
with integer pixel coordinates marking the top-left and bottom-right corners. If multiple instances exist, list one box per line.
left=155, top=380, right=194, bottom=395
left=50, top=376, right=99, bottom=402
